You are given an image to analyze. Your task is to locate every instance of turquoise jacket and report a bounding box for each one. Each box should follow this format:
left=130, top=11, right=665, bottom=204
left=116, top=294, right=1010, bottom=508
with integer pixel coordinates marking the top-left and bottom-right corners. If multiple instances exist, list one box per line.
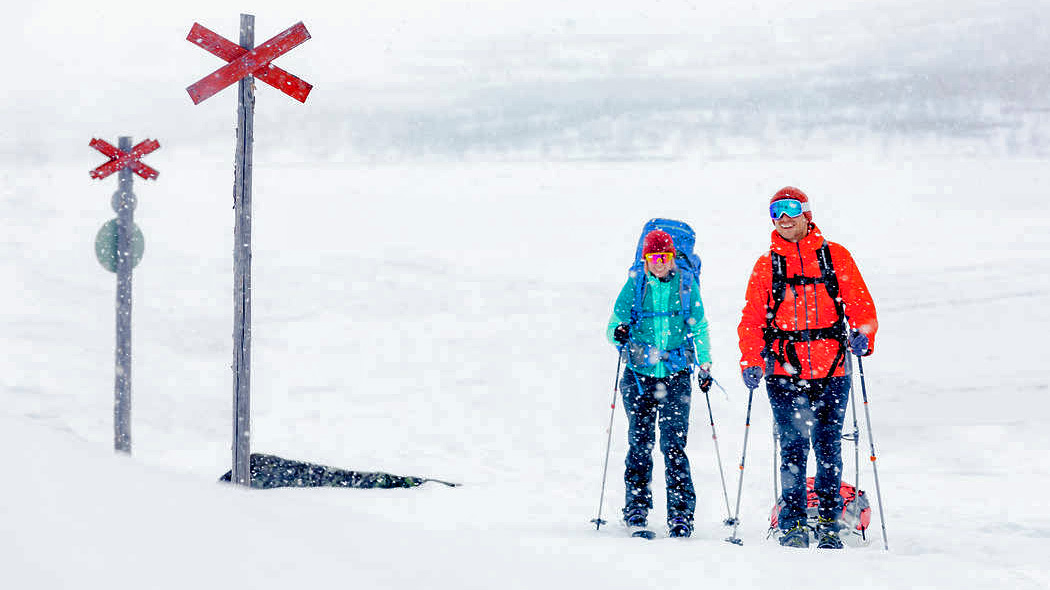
left=607, top=269, right=712, bottom=378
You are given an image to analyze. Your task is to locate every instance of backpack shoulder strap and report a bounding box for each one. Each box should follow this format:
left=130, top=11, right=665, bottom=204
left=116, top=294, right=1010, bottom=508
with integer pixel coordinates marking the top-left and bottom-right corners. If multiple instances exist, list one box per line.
left=815, top=241, right=848, bottom=377
left=816, top=242, right=840, bottom=302
left=678, top=268, right=699, bottom=365
left=769, top=251, right=788, bottom=322
left=629, top=266, right=646, bottom=326
left=678, top=268, right=693, bottom=321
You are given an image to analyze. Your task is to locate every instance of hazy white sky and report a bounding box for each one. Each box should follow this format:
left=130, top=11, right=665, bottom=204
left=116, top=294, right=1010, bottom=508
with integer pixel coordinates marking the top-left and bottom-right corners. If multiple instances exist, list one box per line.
left=6, top=0, right=1044, bottom=163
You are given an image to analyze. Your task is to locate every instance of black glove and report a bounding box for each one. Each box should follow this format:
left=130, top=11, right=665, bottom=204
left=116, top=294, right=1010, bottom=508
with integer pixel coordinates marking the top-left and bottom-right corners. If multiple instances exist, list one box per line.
left=742, top=366, right=764, bottom=389
left=613, top=323, right=630, bottom=345
left=849, top=331, right=871, bottom=356
left=697, top=368, right=712, bottom=393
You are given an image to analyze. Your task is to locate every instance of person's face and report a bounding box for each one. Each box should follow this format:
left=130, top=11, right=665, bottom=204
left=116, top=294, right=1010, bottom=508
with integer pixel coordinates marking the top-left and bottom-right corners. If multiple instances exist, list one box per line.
left=645, top=252, right=674, bottom=278
left=774, top=213, right=809, bottom=243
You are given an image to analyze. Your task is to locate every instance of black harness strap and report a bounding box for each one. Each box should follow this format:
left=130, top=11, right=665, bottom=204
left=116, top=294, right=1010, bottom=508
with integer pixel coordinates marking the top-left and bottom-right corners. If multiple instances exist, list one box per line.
left=762, top=242, right=848, bottom=379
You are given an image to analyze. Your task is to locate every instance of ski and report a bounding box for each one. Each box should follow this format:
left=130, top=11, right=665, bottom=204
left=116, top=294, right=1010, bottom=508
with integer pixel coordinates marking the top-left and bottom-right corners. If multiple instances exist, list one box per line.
left=628, top=526, right=656, bottom=540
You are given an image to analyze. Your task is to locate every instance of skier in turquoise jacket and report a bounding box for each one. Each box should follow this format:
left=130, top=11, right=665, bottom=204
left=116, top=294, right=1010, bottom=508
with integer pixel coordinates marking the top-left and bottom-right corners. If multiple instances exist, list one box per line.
left=607, top=229, right=712, bottom=538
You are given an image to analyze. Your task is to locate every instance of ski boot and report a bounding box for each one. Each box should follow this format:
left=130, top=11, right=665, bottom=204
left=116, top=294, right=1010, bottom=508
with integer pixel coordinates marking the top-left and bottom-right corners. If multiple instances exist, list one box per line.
left=815, top=517, right=844, bottom=549
left=668, top=516, right=693, bottom=538
left=779, top=523, right=810, bottom=548
left=624, top=508, right=655, bottom=539
left=623, top=508, right=648, bottom=528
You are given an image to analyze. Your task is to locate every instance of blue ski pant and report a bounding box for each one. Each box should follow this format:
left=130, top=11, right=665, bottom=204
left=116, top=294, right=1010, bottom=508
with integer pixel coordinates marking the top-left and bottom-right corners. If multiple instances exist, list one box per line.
left=620, top=368, right=695, bottom=524
left=767, top=375, right=851, bottom=529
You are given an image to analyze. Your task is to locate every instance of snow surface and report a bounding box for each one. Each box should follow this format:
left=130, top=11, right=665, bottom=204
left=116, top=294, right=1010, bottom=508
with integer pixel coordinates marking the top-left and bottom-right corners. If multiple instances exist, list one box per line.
left=4, top=1, right=1050, bottom=589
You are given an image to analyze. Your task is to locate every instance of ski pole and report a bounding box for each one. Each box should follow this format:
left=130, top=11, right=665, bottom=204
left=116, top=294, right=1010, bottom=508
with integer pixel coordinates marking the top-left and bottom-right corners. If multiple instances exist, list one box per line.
left=769, top=424, right=782, bottom=538
left=591, top=348, right=624, bottom=531
left=710, top=375, right=730, bottom=401
left=702, top=386, right=734, bottom=525
left=857, top=355, right=889, bottom=550
left=690, top=340, right=733, bottom=525
left=846, top=351, right=865, bottom=541
left=726, top=383, right=756, bottom=545
left=772, top=424, right=780, bottom=507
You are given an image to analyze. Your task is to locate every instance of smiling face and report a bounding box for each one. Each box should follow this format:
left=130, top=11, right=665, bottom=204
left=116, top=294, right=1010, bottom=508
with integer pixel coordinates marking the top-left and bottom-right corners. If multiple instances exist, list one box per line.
left=645, top=253, right=674, bottom=278
left=774, top=213, right=810, bottom=242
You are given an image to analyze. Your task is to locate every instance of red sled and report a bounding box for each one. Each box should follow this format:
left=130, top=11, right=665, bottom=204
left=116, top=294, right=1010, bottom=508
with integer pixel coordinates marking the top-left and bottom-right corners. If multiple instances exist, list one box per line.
left=769, top=477, right=872, bottom=538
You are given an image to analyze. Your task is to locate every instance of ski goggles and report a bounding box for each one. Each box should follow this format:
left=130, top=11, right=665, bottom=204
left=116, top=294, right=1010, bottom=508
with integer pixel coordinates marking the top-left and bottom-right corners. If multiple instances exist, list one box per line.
left=769, top=198, right=811, bottom=219
left=644, top=252, right=674, bottom=265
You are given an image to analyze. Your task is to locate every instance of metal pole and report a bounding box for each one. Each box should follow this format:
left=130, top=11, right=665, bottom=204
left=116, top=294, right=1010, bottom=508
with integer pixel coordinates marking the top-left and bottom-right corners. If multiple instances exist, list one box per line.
left=231, top=13, right=256, bottom=487
left=113, top=136, right=135, bottom=455
left=846, top=351, right=864, bottom=540
left=772, top=424, right=780, bottom=506
left=703, top=388, right=734, bottom=525
left=591, top=349, right=624, bottom=530
left=857, top=356, right=889, bottom=550
left=726, top=384, right=756, bottom=545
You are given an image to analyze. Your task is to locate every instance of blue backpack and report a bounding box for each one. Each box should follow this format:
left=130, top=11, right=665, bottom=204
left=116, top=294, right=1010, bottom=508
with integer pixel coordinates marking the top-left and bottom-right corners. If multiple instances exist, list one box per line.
left=626, top=218, right=703, bottom=372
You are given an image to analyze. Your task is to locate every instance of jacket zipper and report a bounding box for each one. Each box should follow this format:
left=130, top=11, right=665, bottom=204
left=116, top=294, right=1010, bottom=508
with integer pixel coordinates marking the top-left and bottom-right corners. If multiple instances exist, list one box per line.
left=797, top=242, right=817, bottom=381
left=648, top=273, right=670, bottom=377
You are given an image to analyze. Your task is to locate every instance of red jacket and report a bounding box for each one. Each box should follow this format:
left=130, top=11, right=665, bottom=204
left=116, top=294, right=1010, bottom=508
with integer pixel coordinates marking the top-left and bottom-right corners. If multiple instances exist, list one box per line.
left=738, top=224, right=878, bottom=379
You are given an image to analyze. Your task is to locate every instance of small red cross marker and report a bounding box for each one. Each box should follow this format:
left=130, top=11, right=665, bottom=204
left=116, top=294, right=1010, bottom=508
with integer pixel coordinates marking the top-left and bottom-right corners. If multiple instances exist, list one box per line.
left=89, top=138, right=160, bottom=180
left=186, top=21, right=312, bottom=105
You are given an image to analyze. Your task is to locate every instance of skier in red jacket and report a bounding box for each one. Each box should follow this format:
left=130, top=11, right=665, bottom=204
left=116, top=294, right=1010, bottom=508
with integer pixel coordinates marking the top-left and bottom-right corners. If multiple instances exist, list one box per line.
left=737, top=187, right=878, bottom=549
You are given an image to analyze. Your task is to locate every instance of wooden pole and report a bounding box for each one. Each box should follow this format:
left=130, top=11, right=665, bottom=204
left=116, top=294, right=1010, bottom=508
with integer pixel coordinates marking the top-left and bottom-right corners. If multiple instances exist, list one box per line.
left=231, top=13, right=256, bottom=487
left=113, top=136, right=135, bottom=455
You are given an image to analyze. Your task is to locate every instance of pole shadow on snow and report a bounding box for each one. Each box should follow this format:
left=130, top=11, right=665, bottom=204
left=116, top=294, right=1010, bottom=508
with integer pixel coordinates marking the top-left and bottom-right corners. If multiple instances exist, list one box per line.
left=219, top=453, right=459, bottom=490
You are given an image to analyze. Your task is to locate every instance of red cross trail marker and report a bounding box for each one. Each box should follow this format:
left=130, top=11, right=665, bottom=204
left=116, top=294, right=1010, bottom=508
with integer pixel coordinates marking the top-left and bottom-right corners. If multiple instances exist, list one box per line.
left=186, top=21, right=312, bottom=104
left=90, top=135, right=158, bottom=456
left=89, top=138, right=160, bottom=180
left=186, top=14, right=313, bottom=487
